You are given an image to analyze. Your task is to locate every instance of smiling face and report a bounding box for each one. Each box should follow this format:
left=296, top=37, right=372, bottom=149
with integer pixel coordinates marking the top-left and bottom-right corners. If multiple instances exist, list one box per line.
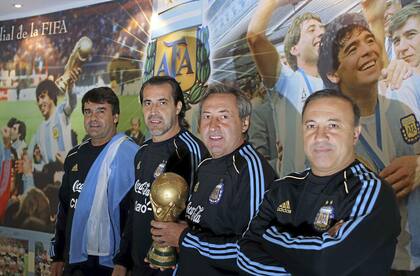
left=199, top=93, right=249, bottom=158
left=328, top=27, right=382, bottom=92
left=303, top=97, right=361, bottom=176
left=392, top=16, right=420, bottom=68
left=142, top=83, right=181, bottom=142
left=37, top=91, right=55, bottom=120
left=83, top=101, right=118, bottom=146
left=292, top=19, right=325, bottom=65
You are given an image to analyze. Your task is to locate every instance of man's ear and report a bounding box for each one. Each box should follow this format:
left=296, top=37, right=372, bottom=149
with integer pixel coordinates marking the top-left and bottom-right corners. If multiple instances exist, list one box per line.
left=353, top=125, right=362, bottom=145
left=176, top=101, right=182, bottom=115
left=327, top=72, right=340, bottom=84
left=113, top=114, right=119, bottom=124
left=241, top=116, right=250, bottom=133
left=290, top=45, right=299, bottom=57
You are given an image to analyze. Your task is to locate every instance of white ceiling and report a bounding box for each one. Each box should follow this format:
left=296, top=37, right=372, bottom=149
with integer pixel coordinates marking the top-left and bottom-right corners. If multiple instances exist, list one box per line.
left=0, top=0, right=111, bottom=21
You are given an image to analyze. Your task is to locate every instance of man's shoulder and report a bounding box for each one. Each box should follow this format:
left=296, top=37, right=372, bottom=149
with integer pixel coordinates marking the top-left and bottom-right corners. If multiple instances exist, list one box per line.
left=267, top=170, right=310, bottom=197
left=176, top=130, right=207, bottom=152
left=277, top=170, right=310, bottom=185
left=66, top=139, right=90, bottom=158
left=63, top=140, right=90, bottom=169
left=349, top=162, right=388, bottom=190
left=234, top=143, right=273, bottom=172
left=119, top=134, right=140, bottom=151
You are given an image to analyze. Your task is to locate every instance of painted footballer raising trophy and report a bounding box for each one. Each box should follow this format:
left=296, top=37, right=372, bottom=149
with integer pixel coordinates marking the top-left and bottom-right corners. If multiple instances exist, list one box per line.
left=147, top=172, right=188, bottom=269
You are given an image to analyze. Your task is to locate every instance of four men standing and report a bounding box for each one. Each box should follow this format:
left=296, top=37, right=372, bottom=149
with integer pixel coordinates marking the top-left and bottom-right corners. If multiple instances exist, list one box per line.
left=45, top=1, right=420, bottom=275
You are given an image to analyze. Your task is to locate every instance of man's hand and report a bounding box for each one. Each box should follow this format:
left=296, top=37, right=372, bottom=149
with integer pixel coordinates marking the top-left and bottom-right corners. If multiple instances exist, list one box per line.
left=1, top=127, right=11, bottom=149
left=150, top=220, right=188, bottom=248
left=50, top=261, right=64, bottom=276
left=248, top=0, right=302, bottom=88
left=328, top=220, right=344, bottom=237
left=381, top=59, right=412, bottom=90
left=380, top=156, right=418, bottom=199
left=361, top=0, right=386, bottom=24
left=68, top=68, right=81, bottom=85
left=56, top=151, right=66, bottom=165
left=111, top=264, right=127, bottom=276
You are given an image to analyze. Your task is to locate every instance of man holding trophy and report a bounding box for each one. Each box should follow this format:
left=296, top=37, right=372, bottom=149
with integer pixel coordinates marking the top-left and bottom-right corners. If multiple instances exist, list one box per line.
left=150, top=84, right=276, bottom=275
left=112, top=76, right=208, bottom=276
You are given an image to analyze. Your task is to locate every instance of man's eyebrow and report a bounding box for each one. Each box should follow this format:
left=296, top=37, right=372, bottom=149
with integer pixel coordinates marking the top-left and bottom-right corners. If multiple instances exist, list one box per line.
left=343, top=40, right=358, bottom=54
left=303, top=119, right=316, bottom=124
left=328, top=118, right=341, bottom=122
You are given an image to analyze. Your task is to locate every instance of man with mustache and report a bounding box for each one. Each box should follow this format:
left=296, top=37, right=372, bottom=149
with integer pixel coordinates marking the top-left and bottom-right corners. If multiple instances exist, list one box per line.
left=50, top=87, right=139, bottom=276
left=318, top=11, right=420, bottom=275
left=149, top=84, right=276, bottom=275
left=112, top=76, right=208, bottom=276
left=237, top=89, right=401, bottom=276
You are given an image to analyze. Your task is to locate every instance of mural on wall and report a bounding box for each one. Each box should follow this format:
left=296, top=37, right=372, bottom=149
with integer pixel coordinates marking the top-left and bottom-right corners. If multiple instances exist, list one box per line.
left=0, top=0, right=419, bottom=274
left=0, top=1, right=152, bottom=274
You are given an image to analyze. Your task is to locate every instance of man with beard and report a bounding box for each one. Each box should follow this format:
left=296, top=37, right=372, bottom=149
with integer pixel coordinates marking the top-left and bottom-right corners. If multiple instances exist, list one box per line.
left=318, top=11, right=420, bottom=275
left=112, top=76, right=208, bottom=276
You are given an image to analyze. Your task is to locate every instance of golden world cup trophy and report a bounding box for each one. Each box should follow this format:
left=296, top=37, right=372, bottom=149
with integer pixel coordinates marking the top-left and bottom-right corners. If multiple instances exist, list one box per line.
left=55, top=36, right=93, bottom=94
left=147, top=172, right=188, bottom=269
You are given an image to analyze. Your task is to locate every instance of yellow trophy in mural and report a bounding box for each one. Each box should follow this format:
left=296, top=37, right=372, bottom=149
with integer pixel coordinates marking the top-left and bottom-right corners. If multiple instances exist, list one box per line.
left=55, top=36, right=93, bottom=94
left=147, top=172, right=188, bottom=269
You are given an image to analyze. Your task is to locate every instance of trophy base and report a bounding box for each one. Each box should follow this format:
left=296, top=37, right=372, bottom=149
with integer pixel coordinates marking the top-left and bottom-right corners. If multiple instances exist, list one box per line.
left=147, top=243, right=177, bottom=269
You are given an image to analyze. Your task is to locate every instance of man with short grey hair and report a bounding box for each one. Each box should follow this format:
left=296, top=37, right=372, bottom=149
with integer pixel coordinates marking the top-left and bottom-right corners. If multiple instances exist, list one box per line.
left=151, top=84, right=276, bottom=275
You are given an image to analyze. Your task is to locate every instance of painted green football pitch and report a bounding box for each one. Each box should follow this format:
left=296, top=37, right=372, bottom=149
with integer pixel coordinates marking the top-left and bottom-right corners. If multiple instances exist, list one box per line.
left=0, top=95, right=147, bottom=145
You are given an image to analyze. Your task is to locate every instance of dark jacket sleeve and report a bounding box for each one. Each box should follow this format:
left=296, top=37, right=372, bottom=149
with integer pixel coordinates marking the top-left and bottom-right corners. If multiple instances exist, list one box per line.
left=237, top=188, right=290, bottom=275
left=180, top=159, right=276, bottom=272
left=240, top=176, right=400, bottom=276
left=113, top=185, right=134, bottom=268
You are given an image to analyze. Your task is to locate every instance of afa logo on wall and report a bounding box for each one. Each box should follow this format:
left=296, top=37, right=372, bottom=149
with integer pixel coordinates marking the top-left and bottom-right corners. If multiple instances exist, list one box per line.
left=145, top=26, right=210, bottom=106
